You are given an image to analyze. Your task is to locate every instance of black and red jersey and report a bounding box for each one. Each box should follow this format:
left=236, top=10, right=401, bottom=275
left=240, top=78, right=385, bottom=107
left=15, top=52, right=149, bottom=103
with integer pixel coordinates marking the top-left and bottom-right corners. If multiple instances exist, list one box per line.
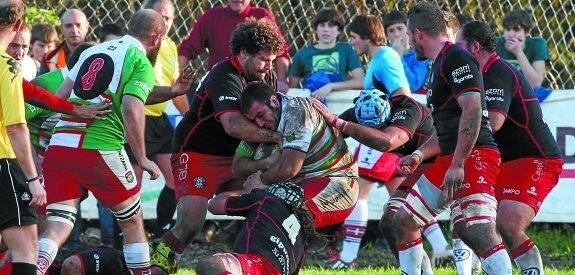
left=340, top=94, right=434, bottom=157
left=483, top=54, right=561, bottom=162
left=427, top=42, right=496, bottom=154
left=172, top=56, right=276, bottom=156
left=226, top=189, right=305, bottom=275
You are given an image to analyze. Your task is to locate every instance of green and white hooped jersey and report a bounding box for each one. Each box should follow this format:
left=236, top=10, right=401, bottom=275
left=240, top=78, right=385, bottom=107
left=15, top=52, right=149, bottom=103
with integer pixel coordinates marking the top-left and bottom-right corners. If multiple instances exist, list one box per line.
left=50, top=35, right=155, bottom=150
left=25, top=69, right=66, bottom=150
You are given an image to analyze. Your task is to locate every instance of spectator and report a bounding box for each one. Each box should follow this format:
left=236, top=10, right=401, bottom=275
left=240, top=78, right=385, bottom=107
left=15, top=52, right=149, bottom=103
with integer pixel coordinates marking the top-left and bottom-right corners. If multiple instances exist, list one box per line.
left=177, top=0, right=291, bottom=92
left=496, top=9, right=548, bottom=89
left=383, top=10, right=430, bottom=93
left=39, top=9, right=89, bottom=74
left=6, top=24, right=36, bottom=80
left=98, top=23, right=125, bottom=42
left=288, top=8, right=364, bottom=101
left=455, top=12, right=474, bottom=26
left=30, top=23, right=58, bottom=72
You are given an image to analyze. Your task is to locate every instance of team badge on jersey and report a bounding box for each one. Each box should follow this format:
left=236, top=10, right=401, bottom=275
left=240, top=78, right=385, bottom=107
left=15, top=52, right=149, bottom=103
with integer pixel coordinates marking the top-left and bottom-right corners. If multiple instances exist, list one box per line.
left=125, top=171, right=135, bottom=183
left=285, top=132, right=298, bottom=143
left=194, top=176, right=206, bottom=188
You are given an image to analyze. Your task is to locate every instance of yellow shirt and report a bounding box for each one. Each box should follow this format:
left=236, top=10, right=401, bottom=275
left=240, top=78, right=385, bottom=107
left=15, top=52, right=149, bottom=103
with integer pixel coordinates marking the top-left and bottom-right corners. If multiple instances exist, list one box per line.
left=0, top=50, right=25, bottom=158
left=144, top=36, right=180, bottom=116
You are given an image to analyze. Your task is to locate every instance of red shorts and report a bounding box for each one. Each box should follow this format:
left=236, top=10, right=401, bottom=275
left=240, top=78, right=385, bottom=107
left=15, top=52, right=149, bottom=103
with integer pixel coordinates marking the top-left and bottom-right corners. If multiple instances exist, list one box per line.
left=214, top=253, right=281, bottom=275
left=299, top=176, right=358, bottom=228
left=42, top=146, right=140, bottom=207
left=495, top=158, right=563, bottom=213
left=355, top=145, right=400, bottom=183
left=423, top=147, right=500, bottom=199
left=172, top=152, right=243, bottom=199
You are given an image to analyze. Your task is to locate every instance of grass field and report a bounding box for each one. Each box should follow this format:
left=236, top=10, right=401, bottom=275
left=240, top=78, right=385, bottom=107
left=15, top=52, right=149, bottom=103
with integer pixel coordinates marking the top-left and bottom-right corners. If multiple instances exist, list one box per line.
left=171, top=222, right=575, bottom=274
left=173, top=267, right=575, bottom=274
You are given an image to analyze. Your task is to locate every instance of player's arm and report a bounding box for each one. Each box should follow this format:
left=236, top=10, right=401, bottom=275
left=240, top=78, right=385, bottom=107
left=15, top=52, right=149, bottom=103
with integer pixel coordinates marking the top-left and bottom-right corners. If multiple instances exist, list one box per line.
left=146, top=66, right=195, bottom=104
left=338, top=122, right=409, bottom=152
left=452, top=93, right=482, bottom=167
left=231, top=140, right=278, bottom=179
left=208, top=192, right=236, bottom=215
left=259, top=148, right=305, bottom=185
left=55, top=77, right=75, bottom=99
left=487, top=111, right=505, bottom=132
left=219, top=111, right=282, bottom=144
left=232, top=155, right=278, bottom=179
left=23, top=79, right=74, bottom=114
left=123, top=95, right=147, bottom=162
left=24, top=80, right=110, bottom=119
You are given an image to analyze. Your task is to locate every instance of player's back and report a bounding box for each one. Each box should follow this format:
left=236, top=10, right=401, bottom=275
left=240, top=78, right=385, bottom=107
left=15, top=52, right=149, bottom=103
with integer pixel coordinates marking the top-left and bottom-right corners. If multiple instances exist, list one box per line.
left=51, top=35, right=155, bottom=151
left=277, top=95, right=356, bottom=179
left=484, top=57, right=560, bottom=161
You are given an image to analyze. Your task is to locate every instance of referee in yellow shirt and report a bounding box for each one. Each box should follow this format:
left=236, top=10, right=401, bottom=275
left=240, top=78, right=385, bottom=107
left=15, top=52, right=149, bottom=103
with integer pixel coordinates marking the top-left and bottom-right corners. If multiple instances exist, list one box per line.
left=0, top=1, right=46, bottom=274
left=125, top=0, right=189, bottom=237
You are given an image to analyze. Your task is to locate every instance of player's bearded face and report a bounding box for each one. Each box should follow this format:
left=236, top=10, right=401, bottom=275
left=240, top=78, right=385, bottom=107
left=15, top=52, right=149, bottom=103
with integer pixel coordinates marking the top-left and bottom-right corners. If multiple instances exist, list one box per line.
left=246, top=97, right=281, bottom=130
left=244, top=51, right=276, bottom=81
left=407, top=27, right=425, bottom=60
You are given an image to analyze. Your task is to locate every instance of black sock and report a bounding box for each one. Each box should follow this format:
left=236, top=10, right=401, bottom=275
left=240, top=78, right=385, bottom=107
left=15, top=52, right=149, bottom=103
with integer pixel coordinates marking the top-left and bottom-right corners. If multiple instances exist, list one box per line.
left=12, top=262, right=37, bottom=275
left=154, top=185, right=176, bottom=237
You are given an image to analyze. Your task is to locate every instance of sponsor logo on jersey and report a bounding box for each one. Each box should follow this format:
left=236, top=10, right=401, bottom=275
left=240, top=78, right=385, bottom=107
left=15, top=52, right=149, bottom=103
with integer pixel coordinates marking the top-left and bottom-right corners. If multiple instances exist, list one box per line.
left=391, top=110, right=407, bottom=122
left=452, top=64, right=474, bottom=84
left=194, top=176, right=206, bottom=188
left=477, top=176, right=487, bottom=184
left=176, top=153, right=189, bottom=181
left=532, top=159, right=544, bottom=181
left=21, top=191, right=31, bottom=201
left=502, top=188, right=520, bottom=195
left=134, top=80, right=152, bottom=94
left=485, top=88, right=504, bottom=96
left=93, top=253, right=100, bottom=272
left=218, top=95, right=237, bottom=101
left=285, top=132, right=298, bottom=143
left=527, top=186, right=538, bottom=196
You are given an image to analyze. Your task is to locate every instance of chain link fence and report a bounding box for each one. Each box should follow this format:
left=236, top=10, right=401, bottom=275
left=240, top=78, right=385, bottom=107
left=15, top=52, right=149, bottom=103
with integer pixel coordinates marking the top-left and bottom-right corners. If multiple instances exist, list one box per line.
left=29, top=0, right=575, bottom=89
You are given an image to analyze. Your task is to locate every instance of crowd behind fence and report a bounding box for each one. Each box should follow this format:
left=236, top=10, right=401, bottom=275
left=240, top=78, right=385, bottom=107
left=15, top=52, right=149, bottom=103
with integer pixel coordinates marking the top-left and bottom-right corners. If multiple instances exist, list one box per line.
left=29, top=0, right=575, bottom=89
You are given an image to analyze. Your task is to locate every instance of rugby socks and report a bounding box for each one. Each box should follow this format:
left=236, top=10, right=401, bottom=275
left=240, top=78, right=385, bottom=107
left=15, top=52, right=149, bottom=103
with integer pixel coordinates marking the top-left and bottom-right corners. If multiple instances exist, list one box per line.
left=421, top=251, right=433, bottom=275
left=12, top=262, right=37, bottom=275
left=422, top=220, right=450, bottom=254
left=154, top=185, right=176, bottom=237
left=340, top=199, right=368, bottom=263
left=398, top=237, right=424, bottom=275
left=124, top=242, right=151, bottom=275
left=162, top=230, right=185, bottom=261
left=480, top=243, right=512, bottom=275
left=453, top=238, right=474, bottom=275
left=37, top=238, right=59, bottom=275
left=512, top=239, right=543, bottom=275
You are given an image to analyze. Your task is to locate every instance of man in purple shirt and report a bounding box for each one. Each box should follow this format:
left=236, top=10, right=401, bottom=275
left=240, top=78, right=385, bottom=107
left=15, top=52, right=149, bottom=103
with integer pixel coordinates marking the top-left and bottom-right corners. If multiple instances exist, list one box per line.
left=178, top=0, right=291, bottom=91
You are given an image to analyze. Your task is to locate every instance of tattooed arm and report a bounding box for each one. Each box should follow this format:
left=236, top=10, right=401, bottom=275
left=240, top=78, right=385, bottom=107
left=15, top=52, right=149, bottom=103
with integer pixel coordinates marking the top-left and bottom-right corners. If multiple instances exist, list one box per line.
left=452, top=92, right=482, bottom=167
left=219, top=111, right=283, bottom=144
left=441, top=92, right=482, bottom=201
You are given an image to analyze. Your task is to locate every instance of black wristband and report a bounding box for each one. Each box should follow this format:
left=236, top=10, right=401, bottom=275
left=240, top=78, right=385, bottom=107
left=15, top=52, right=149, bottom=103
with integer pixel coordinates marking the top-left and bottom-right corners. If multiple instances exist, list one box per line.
left=25, top=175, right=40, bottom=183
